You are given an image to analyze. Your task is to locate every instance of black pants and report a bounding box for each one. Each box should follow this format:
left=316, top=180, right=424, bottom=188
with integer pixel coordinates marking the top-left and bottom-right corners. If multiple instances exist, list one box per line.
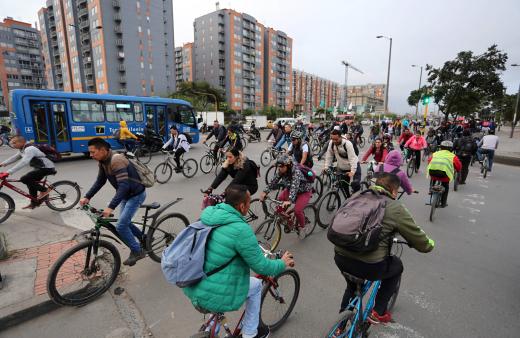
left=412, top=150, right=421, bottom=170
left=339, top=164, right=361, bottom=198
left=459, top=155, right=471, bottom=183
left=212, top=144, right=221, bottom=163
left=174, top=148, right=186, bottom=168
left=20, top=168, right=56, bottom=200
left=334, top=253, right=403, bottom=314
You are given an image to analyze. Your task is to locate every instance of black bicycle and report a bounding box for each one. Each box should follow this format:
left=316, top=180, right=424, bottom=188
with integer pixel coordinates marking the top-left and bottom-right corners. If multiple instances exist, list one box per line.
left=47, top=199, right=189, bottom=306
left=316, top=169, right=353, bottom=228
left=154, top=150, right=198, bottom=183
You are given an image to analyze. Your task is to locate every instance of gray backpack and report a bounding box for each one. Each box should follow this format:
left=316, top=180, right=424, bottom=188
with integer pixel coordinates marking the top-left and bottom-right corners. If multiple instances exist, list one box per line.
left=327, top=189, right=388, bottom=252
left=124, top=154, right=155, bottom=188
left=161, top=221, right=235, bottom=288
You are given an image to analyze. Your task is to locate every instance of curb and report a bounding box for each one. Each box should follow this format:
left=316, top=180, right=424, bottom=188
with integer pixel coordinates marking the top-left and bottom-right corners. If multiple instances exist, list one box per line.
left=0, top=295, right=60, bottom=332
left=494, top=155, right=520, bottom=167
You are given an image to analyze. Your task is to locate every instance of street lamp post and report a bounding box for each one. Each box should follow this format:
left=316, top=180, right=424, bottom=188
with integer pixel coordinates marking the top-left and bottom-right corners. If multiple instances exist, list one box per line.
left=377, top=35, right=392, bottom=120
left=412, top=64, right=423, bottom=121
left=510, top=64, right=520, bottom=138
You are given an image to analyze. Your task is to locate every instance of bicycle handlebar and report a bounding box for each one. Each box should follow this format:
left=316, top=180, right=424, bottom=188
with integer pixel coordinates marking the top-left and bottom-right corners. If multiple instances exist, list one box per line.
left=80, top=204, right=114, bottom=218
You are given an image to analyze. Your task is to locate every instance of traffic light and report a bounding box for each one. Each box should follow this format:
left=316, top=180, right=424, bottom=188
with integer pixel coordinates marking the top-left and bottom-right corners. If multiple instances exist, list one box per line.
left=422, top=95, right=430, bottom=105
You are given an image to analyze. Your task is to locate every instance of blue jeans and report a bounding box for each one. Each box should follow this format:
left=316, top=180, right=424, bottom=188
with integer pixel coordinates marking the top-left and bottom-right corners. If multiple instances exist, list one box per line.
left=275, top=135, right=290, bottom=150
left=241, top=277, right=263, bottom=337
left=477, top=148, right=495, bottom=171
left=117, top=191, right=146, bottom=253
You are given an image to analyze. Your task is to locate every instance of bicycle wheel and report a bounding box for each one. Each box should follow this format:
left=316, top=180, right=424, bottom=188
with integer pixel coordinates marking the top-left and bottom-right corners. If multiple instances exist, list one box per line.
left=309, top=176, right=323, bottom=205
left=260, top=269, right=301, bottom=331
left=322, top=310, right=357, bottom=338
left=246, top=198, right=269, bottom=229
left=182, top=158, right=198, bottom=178
left=317, top=191, right=340, bottom=229
left=154, top=162, right=173, bottom=184
left=406, top=159, right=415, bottom=178
left=265, top=164, right=278, bottom=185
left=260, top=149, right=272, bottom=167
left=483, top=157, right=489, bottom=178
left=429, top=192, right=438, bottom=222
left=135, top=147, right=152, bottom=164
left=253, top=219, right=282, bottom=251
left=199, top=154, right=214, bottom=174
left=47, top=239, right=121, bottom=306
left=0, top=192, right=15, bottom=223
left=146, top=212, right=189, bottom=263
left=301, top=204, right=317, bottom=237
left=45, top=181, right=81, bottom=211
left=387, top=275, right=401, bottom=312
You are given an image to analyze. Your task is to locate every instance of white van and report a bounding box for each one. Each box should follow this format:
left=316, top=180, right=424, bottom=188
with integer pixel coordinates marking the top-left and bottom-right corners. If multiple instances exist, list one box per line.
left=273, top=117, right=297, bottom=126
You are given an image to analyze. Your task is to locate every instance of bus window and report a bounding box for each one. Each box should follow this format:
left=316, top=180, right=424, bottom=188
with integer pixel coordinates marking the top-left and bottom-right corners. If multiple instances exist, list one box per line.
left=178, top=106, right=196, bottom=127
left=134, top=103, right=143, bottom=122
left=106, top=102, right=133, bottom=122
left=71, top=100, right=104, bottom=122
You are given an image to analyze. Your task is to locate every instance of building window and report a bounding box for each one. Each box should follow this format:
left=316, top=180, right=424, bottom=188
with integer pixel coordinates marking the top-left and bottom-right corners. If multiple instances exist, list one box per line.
left=138, top=26, right=142, bottom=33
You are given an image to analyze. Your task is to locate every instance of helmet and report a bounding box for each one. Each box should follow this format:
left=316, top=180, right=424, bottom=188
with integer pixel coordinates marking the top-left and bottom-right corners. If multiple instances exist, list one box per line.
left=440, top=140, right=453, bottom=149
left=383, top=133, right=391, bottom=139
left=276, top=154, right=292, bottom=166
left=290, top=130, right=303, bottom=140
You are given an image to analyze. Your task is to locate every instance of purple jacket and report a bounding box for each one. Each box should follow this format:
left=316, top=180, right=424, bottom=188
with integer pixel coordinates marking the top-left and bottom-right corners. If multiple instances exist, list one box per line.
left=378, top=150, right=413, bottom=194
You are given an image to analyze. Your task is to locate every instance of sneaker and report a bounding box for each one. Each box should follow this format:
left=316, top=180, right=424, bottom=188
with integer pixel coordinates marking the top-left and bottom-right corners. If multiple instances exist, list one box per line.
left=123, top=250, right=146, bottom=266
left=254, top=324, right=270, bottom=338
left=22, top=203, right=38, bottom=210
left=368, top=310, right=392, bottom=324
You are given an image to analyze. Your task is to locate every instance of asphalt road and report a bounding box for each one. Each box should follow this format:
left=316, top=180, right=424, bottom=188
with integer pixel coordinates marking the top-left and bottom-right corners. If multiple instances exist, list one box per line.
left=1, top=134, right=520, bottom=338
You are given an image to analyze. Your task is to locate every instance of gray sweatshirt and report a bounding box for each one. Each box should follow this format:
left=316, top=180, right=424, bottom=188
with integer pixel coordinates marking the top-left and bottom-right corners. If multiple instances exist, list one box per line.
left=1, top=145, right=55, bottom=174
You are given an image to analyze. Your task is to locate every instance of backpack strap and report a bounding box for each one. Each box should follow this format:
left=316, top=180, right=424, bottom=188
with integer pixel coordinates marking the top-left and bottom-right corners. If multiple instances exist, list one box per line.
left=390, top=167, right=400, bottom=174
left=206, top=255, right=237, bottom=277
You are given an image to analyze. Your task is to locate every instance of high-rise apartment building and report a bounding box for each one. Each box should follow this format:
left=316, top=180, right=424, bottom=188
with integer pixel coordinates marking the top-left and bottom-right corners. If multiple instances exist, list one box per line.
left=0, top=18, right=46, bottom=114
left=38, top=0, right=175, bottom=96
left=344, top=84, right=385, bottom=113
left=193, top=9, right=292, bottom=112
left=174, top=42, right=193, bottom=90
left=292, top=69, right=339, bottom=114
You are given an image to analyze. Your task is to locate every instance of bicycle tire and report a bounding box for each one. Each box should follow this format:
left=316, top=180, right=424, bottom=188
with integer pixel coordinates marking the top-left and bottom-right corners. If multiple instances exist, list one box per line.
left=483, top=157, right=489, bottom=178
left=246, top=198, right=269, bottom=229
left=260, top=269, right=301, bottom=331
left=45, top=181, right=81, bottom=211
left=406, top=159, right=415, bottom=178
left=429, top=193, right=438, bottom=222
left=322, top=309, right=357, bottom=338
left=199, top=154, right=214, bottom=174
left=146, top=212, right=189, bottom=263
left=309, top=176, right=323, bottom=205
left=301, top=204, right=317, bottom=238
left=265, top=164, right=278, bottom=185
left=260, top=149, right=272, bottom=167
left=135, top=147, right=152, bottom=164
left=182, top=158, right=198, bottom=178
left=154, top=162, right=173, bottom=184
left=317, top=191, right=341, bottom=229
left=321, top=172, right=331, bottom=191
left=0, top=192, right=15, bottom=223
left=387, top=275, right=401, bottom=312
left=47, top=239, right=121, bottom=306
left=254, top=219, right=282, bottom=251
left=453, top=172, right=459, bottom=191
left=208, top=141, right=216, bottom=150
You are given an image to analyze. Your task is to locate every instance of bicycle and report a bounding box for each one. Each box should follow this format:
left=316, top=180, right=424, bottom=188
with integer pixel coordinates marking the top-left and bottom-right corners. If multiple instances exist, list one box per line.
left=199, top=144, right=226, bottom=175
left=0, top=133, right=13, bottom=148
left=253, top=197, right=316, bottom=251
left=265, top=163, right=323, bottom=205
left=0, top=175, right=80, bottom=224
left=323, top=238, right=408, bottom=338
left=406, top=148, right=421, bottom=178
left=480, top=151, right=490, bottom=178
left=118, top=137, right=153, bottom=165
left=154, top=151, right=198, bottom=184
left=428, top=180, right=444, bottom=222
left=260, top=146, right=285, bottom=167
left=361, top=161, right=377, bottom=189
left=317, top=169, right=354, bottom=228
left=46, top=199, right=189, bottom=306
left=190, top=247, right=300, bottom=338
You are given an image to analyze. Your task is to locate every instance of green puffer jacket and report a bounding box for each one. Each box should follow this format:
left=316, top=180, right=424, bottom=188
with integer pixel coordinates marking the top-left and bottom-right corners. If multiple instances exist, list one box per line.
left=183, top=203, right=286, bottom=312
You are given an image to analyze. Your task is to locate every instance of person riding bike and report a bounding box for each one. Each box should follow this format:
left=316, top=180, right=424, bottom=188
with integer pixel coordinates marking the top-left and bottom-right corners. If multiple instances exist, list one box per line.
left=260, top=155, right=313, bottom=234
left=382, top=133, right=394, bottom=152
left=398, top=127, right=413, bottom=151
left=454, top=129, right=477, bottom=184
left=323, top=129, right=361, bottom=197
left=266, top=123, right=283, bottom=145
left=0, top=135, right=56, bottom=209
left=378, top=150, right=414, bottom=195
left=118, top=120, right=138, bottom=151
left=80, top=138, right=147, bottom=266
left=162, top=125, right=190, bottom=173
left=203, top=120, right=227, bottom=163
left=0, top=124, right=11, bottom=144
left=274, top=123, right=293, bottom=150
left=477, top=129, right=499, bottom=172
left=287, top=130, right=313, bottom=167
left=334, top=173, right=434, bottom=324
left=427, top=141, right=462, bottom=208
left=404, top=130, right=427, bottom=172
left=352, top=122, right=364, bottom=145
left=222, top=126, right=243, bottom=151
left=204, top=148, right=259, bottom=196
left=361, top=138, right=388, bottom=164
left=183, top=185, right=294, bottom=338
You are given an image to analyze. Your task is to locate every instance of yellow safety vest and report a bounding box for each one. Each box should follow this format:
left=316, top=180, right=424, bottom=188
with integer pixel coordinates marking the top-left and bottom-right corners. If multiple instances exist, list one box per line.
left=427, top=150, right=455, bottom=181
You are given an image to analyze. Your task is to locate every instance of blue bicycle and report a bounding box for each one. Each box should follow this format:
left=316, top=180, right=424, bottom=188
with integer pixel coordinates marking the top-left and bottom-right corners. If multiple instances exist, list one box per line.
left=323, top=238, right=408, bottom=338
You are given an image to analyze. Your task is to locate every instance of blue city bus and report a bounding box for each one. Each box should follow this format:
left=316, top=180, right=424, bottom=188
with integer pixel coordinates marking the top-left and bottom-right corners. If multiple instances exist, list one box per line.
left=8, top=89, right=199, bottom=155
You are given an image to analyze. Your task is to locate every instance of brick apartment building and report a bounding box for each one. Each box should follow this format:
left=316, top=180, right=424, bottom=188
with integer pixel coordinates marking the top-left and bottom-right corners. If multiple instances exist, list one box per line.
left=292, top=69, right=340, bottom=114
left=174, top=42, right=193, bottom=90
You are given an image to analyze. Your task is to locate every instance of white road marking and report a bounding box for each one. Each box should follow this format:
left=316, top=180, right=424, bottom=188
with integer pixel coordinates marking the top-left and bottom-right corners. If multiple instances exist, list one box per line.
left=374, top=322, right=425, bottom=338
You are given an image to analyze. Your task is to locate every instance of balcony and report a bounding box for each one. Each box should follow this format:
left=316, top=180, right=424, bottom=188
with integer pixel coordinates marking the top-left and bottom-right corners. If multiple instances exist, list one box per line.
left=78, top=0, right=87, bottom=5
left=81, top=44, right=91, bottom=53
left=79, top=20, right=90, bottom=30
left=120, top=88, right=128, bottom=95
left=114, top=25, right=123, bottom=34
left=86, top=78, right=95, bottom=86
left=117, top=51, right=125, bottom=59
left=78, top=7, right=88, bottom=18
left=115, top=39, right=123, bottom=46
left=118, top=64, right=125, bottom=72
left=113, top=13, right=122, bottom=22
left=84, top=68, right=93, bottom=76
left=119, top=76, right=126, bottom=83
left=112, top=0, right=121, bottom=9
left=50, top=30, right=57, bottom=39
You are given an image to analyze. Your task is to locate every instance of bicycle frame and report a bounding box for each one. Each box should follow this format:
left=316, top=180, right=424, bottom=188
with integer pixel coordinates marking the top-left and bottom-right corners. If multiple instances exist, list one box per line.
left=0, top=178, right=50, bottom=202
left=344, top=280, right=382, bottom=338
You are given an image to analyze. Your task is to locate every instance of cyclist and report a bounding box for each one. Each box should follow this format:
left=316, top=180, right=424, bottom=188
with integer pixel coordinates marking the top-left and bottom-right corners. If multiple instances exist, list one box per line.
left=260, top=155, right=314, bottom=234
left=426, top=141, right=462, bottom=208
left=382, top=133, right=395, bottom=152
left=118, top=120, right=138, bottom=151
left=222, top=126, right=243, bottom=151
left=287, top=130, right=313, bottom=167
left=0, top=124, right=11, bottom=145
left=79, top=138, right=147, bottom=266
left=274, top=123, right=292, bottom=150
left=162, top=126, right=190, bottom=173
left=204, top=148, right=259, bottom=196
left=398, top=127, right=413, bottom=151
left=477, top=129, right=499, bottom=172
left=265, top=123, right=283, bottom=144
left=361, top=138, right=388, bottom=164
left=352, top=122, right=364, bottom=145
left=184, top=184, right=293, bottom=338
left=404, top=130, right=428, bottom=172
left=334, top=173, right=434, bottom=323
left=378, top=150, right=414, bottom=195
left=454, top=129, right=477, bottom=184
left=323, top=129, right=361, bottom=196
left=203, top=120, right=227, bottom=163
left=0, top=136, right=56, bottom=209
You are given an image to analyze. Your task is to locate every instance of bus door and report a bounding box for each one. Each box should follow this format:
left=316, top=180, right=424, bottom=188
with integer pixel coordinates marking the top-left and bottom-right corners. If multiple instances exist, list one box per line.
left=30, top=102, right=51, bottom=143
left=145, top=105, right=167, bottom=140
left=49, top=102, right=71, bottom=152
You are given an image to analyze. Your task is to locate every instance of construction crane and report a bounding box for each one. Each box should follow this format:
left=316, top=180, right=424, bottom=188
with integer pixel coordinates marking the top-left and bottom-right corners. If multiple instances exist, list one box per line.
left=341, top=60, right=364, bottom=112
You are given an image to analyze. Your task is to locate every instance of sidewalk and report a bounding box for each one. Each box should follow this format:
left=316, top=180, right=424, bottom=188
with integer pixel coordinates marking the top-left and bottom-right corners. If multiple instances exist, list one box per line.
left=494, top=126, right=520, bottom=166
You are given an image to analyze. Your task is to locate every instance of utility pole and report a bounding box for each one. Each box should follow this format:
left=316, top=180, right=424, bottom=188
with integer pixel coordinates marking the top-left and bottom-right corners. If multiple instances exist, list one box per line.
left=377, top=35, right=393, bottom=117
left=510, top=64, right=520, bottom=138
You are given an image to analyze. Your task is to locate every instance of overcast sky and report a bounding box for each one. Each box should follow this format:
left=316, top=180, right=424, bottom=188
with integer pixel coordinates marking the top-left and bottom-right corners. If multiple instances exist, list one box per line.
left=3, top=0, right=520, bottom=113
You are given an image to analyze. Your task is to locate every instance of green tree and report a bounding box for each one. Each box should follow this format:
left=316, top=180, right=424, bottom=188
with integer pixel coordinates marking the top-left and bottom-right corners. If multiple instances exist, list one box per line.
left=492, top=93, right=517, bottom=122
left=426, top=45, right=507, bottom=121
left=170, top=81, right=225, bottom=112
left=407, top=86, right=429, bottom=107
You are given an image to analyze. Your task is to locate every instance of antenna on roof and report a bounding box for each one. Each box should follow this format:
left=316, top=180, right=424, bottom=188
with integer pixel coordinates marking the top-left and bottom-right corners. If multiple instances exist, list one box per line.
left=216, top=2, right=220, bottom=10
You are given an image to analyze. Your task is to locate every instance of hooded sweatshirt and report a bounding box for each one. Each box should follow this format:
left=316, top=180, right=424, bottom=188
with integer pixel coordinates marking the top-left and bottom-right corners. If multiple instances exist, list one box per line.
left=119, top=120, right=137, bottom=140
left=379, top=150, right=413, bottom=194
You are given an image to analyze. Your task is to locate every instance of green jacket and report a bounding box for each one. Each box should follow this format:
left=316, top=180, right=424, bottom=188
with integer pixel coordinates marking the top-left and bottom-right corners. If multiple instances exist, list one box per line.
left=183, top=203, right=286, bottom=312
left=335, top=186, right=434, bottom=263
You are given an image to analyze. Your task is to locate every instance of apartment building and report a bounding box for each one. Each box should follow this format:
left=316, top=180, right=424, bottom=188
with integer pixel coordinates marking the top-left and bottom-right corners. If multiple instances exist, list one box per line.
left=38, top=0, right=175, bottom=96
left=174, top=42, right=193, bottom=90
left=193, top=9, right=293, bottom=112
left=0, top=18, right=46, bottom=114
left=292, top=69, right=340, bottom=114
left=344, top=83, right=385, bottom=113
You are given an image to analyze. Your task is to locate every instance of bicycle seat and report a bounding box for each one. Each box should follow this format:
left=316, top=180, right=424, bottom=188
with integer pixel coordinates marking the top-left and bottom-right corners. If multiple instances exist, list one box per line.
left=341, top=271, right=366, bottom=286
left=140, top=202, right=160, bottom=210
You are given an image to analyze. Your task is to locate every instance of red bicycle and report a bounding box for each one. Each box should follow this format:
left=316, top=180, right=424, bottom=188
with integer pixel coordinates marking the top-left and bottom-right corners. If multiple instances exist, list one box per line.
left=0, top=175, right=81, bottom=223
left=190, top=248, right=300, bottom=338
